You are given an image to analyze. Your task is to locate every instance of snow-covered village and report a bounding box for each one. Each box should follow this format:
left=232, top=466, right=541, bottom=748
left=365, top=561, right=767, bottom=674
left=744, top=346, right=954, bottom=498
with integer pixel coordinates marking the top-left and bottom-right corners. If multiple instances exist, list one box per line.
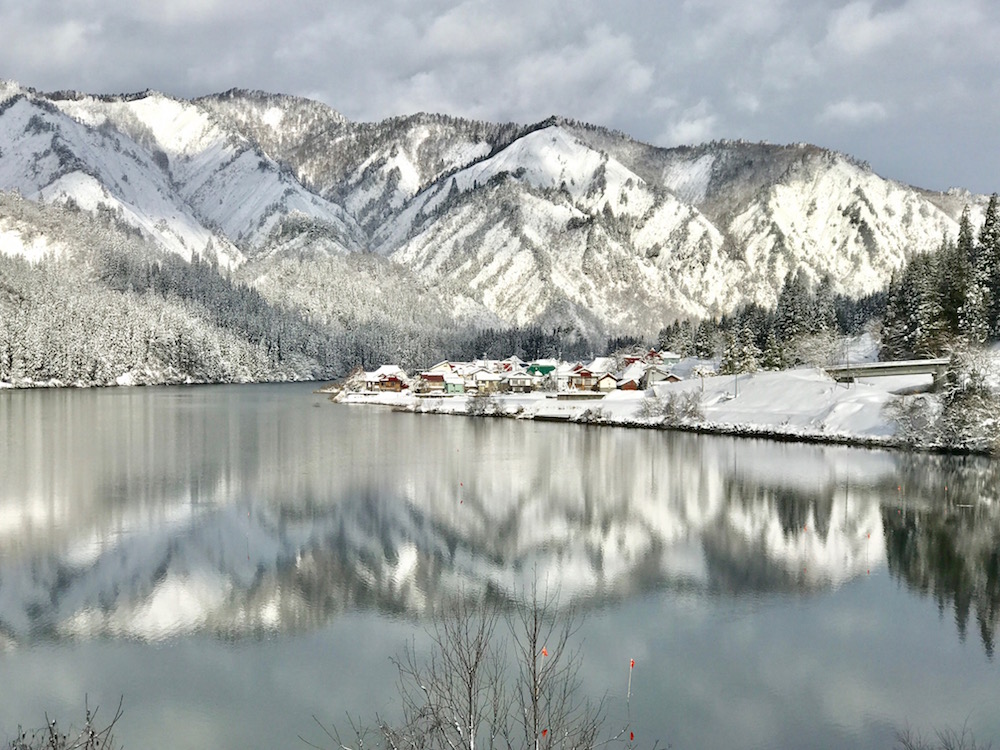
left=342, top=349, right=686, bottom=397
left=331, top=339, right=999, bottom=454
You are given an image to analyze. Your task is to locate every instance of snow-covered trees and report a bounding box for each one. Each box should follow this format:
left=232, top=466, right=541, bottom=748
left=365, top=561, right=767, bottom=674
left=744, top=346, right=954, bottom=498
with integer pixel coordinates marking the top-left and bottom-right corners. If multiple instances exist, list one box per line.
left=0, top=254, right=285, bottom=385
left=719, top=322, right=761, bottom=374
left=687, top=270, right=858, bottom=373
left=979, top=193, right=1000, bottom=337
left=882, top=201, right=1000, bottom=358
left=883, top=346, right=999, bottom=454
left=882, top=251, right=946, bottom=359
left=937, top=346, right=1000, bottom=453
left=0, top=203, right=596, bottom=387
left=775, top=269, right=813, bottom=342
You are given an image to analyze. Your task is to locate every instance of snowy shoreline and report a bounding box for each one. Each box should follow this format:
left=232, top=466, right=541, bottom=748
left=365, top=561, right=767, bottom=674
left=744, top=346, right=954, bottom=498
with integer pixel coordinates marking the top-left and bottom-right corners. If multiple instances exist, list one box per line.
left=328, top=367, right=991, bottom=455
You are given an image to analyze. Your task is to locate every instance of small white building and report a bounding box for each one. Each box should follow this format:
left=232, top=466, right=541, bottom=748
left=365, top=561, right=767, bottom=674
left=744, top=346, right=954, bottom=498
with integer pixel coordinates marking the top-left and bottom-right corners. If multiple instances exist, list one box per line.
left=505, top=368, right=538, bottom=393
left=467, top=368, right=503, bottom=393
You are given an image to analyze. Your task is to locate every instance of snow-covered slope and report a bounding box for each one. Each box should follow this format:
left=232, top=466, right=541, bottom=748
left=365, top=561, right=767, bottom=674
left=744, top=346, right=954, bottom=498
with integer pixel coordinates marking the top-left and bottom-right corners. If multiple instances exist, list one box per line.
left=0, top=94, right=241, bottom=264
left=727, top=150, right=958, bottom=304
left=49, top=90, right=365, bottom=256
left=0, top=80, right=989, bottom=343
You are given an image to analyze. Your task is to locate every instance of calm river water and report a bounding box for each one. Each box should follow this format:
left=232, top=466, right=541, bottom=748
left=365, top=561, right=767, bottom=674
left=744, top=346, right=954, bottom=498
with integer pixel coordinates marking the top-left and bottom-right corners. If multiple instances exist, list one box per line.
left=0, top=383, right=998, bottom=749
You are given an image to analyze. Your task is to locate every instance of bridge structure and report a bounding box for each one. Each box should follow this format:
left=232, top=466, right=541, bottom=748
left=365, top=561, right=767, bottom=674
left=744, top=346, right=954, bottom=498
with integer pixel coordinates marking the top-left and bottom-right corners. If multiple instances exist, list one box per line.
left=824, top=358, right=950, bottom=387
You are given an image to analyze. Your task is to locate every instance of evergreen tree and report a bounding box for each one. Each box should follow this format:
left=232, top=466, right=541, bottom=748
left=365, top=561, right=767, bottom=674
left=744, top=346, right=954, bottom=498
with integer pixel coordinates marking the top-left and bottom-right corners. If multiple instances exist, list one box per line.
left=940, top=209, right=973, bottom=334
left=719, top=321, right=761, bottom=374
left=882, top=253, right=946, bottom=359
left=737, top=322, right=761, bottom=373
left=693, top=319, right=718, bottom=359
left=978, top=193, right=1000, bottom=337
left=656, top=319, right=693, bottom=356
left=960, top=278, right=990, bottom=345
left=718, top=330, right=739, bottom=375
left=761, top=327, right=784, bottom=370
left=813, top=274, right=837, bottom=333
left=775, top=269, right=811, bottom=342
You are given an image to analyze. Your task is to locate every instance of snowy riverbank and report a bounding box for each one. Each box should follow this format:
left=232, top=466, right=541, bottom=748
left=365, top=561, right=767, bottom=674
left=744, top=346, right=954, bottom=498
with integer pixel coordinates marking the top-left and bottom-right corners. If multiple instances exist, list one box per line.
left=330, top=366, right=950, bottom=451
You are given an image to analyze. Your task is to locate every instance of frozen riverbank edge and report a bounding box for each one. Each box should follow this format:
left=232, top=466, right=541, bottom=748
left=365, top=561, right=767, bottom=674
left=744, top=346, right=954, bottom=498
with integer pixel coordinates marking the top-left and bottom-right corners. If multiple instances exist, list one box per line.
left=325, top=367, right=989, bottom=455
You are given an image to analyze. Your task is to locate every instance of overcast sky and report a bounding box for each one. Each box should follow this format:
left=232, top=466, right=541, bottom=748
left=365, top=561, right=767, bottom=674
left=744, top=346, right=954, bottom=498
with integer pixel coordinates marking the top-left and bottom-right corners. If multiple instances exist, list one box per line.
left=2, top=0, right=998, bottom=194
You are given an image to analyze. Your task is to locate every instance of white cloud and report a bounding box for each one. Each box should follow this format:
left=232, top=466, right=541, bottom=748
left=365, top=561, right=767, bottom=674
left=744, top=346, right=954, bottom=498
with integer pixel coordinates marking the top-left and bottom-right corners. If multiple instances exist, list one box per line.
left=819, top=99, right=889, bottom=126
left=423, top=1, right=524, bottom=58
left=824, top=1, right=909, bottom=58
left=2, top=17, right=100, bottom=70
left=760, top=36, right=822, bottom=90
left=657, top=100, right=718, bottom=146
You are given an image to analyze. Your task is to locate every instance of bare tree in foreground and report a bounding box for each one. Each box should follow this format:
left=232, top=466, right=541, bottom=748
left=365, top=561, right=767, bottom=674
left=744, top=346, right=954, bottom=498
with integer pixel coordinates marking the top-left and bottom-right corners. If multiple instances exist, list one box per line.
left=8, top=698, right=123, bottom=750
left=305, top=582, right=634, bottom=750
left=896, top=723, right=993, bottom=750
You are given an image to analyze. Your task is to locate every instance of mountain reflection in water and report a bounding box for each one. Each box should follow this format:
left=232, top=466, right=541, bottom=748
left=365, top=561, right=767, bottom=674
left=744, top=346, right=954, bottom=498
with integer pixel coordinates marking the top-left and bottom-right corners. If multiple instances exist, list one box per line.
left=1, top=384, right=997, bottom=657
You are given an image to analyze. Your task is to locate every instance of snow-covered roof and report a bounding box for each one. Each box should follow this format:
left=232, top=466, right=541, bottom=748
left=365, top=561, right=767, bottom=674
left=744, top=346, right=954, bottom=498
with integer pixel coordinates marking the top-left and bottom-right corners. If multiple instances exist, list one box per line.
left=365, top=364, right=407, bottom=380
left=471, top=370, right=503, bottom=381
left=586, top=356, right=615, bottom=374
left=621, top=362, right=647, bottom=383
left=505, top=367, right=538, bottom=381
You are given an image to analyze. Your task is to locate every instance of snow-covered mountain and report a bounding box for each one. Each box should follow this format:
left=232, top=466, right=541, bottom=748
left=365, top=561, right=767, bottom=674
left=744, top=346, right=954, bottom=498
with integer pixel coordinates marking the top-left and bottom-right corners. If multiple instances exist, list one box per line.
left=0, top=80, right=989, bottom=383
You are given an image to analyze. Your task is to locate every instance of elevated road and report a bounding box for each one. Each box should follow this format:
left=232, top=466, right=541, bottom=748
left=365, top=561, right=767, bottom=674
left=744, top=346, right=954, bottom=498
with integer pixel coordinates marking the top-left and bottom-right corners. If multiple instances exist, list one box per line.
left=824, top=358, right=950, bottom=385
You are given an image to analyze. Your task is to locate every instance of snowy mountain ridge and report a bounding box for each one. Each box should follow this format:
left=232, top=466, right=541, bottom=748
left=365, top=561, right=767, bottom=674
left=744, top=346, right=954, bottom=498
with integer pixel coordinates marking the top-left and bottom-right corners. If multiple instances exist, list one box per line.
left=0, top=80, right=990, bottom=375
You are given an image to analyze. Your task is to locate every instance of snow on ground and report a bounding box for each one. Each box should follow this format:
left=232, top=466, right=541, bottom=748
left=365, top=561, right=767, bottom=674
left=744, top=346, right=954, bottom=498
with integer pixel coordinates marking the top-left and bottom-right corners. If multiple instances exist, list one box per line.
left=335, top=364, right=927, bottom=447
left=0, top=223, right=59, bottom=261
left=830, top=332, right=880, bottom=365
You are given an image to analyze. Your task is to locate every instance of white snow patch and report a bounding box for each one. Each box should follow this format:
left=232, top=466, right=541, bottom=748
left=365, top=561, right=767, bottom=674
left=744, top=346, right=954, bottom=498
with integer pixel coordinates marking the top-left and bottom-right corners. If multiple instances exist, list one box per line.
left=663, top=154, right=714, bottom=204
left=127, top=571, right=230, bottom=639
left=261, top=106, right=284, bottom=130
left=0, top=224, right=59, bottom=262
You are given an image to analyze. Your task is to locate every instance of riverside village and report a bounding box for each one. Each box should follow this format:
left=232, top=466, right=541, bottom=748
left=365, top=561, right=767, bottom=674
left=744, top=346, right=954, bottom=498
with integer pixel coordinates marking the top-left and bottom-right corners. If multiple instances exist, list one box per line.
left=328, top=340, right=996, bottom=453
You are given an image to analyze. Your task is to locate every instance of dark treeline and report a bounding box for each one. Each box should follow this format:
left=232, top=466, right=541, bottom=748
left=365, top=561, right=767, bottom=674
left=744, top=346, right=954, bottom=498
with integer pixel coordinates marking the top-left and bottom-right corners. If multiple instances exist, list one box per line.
left=882, top=196, right=1000, bottom=359
left=450, top=324, right=591, bottom=363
